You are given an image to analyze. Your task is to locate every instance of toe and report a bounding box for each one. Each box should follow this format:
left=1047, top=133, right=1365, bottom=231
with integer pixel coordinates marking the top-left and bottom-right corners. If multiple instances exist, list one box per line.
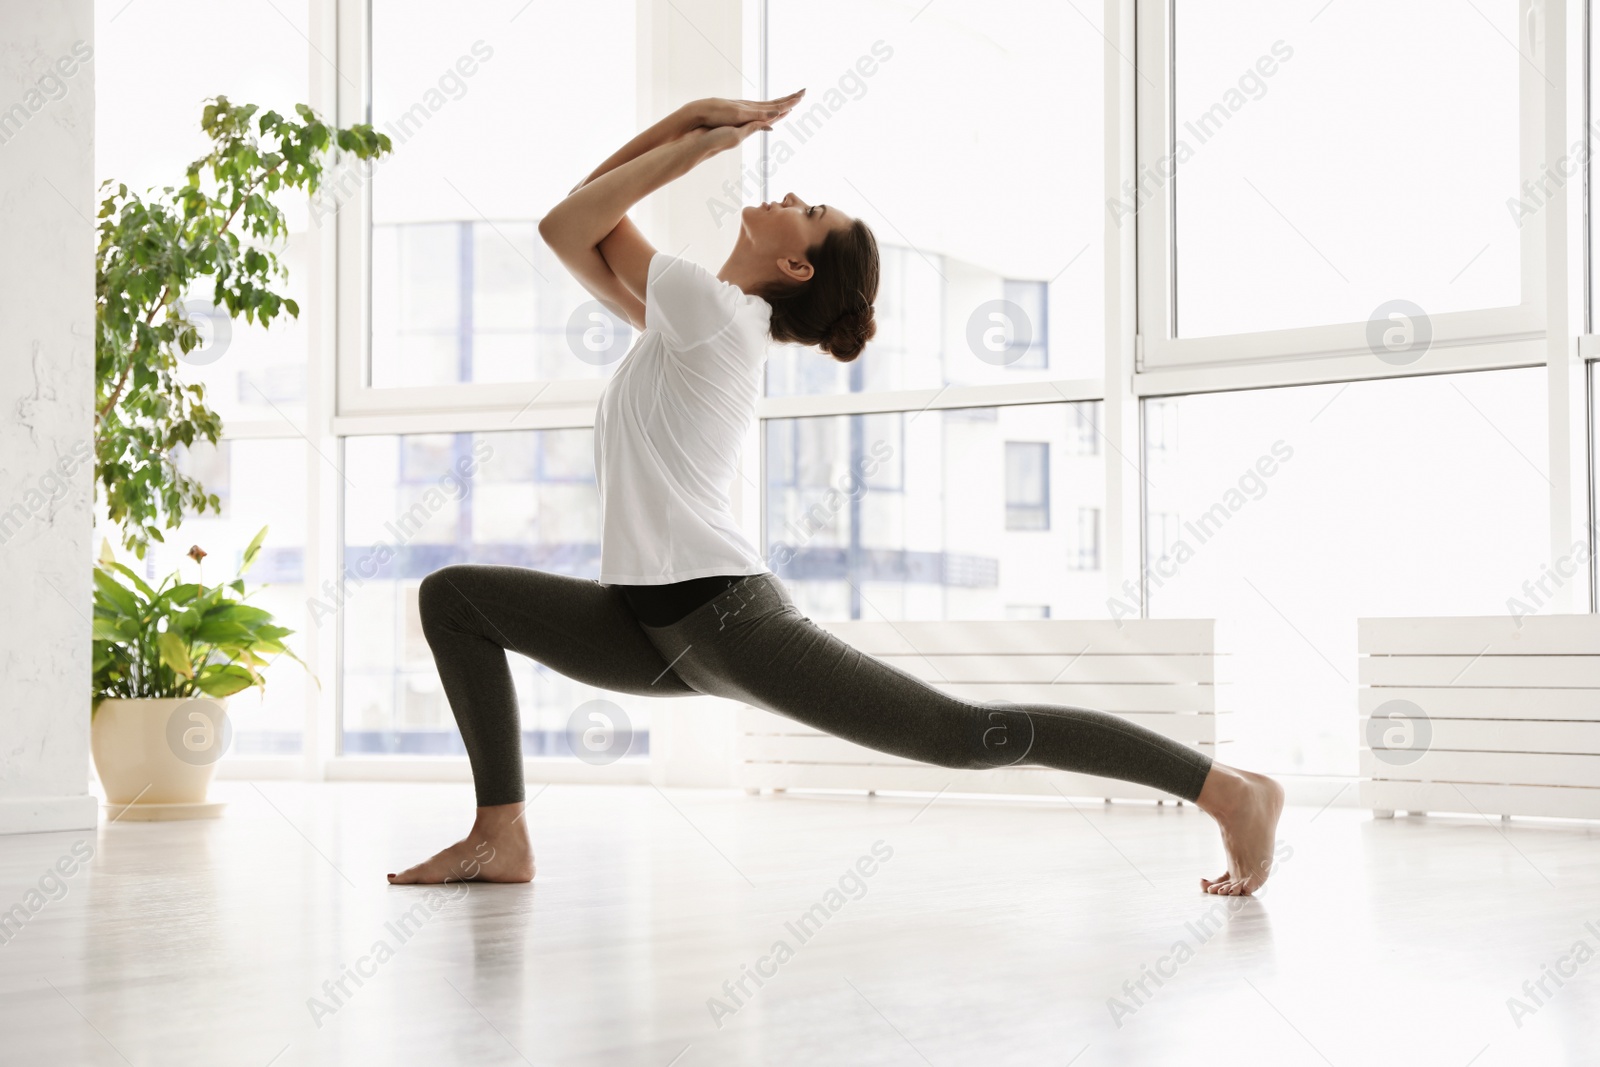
left=389, top=860, right=436, bottom=885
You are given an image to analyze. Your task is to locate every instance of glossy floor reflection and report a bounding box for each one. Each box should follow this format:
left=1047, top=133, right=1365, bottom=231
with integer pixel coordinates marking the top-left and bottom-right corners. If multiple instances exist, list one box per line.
left=1, top=781, right=1597, bottom=1065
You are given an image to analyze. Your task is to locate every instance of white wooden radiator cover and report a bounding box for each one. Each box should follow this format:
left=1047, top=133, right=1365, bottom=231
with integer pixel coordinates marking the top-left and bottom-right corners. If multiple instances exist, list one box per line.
left=1358, top=614, right=1600, bottom=821
left=736, top=618, right=1230, bottom=801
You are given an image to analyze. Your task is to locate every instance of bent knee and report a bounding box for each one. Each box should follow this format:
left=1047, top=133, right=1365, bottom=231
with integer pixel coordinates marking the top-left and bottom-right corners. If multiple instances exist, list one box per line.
left=418, top=564, right=479, bottom=626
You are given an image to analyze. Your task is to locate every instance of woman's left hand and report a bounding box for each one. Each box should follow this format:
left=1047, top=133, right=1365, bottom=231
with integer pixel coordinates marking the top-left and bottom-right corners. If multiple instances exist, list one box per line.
left=687, top=91, right=804, bottom=131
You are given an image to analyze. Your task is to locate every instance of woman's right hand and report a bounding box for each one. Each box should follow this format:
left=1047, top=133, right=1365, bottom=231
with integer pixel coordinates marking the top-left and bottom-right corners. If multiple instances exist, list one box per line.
left=694, top=118, right=777, bottom=157
left=687, top=90, right=804, bottom=131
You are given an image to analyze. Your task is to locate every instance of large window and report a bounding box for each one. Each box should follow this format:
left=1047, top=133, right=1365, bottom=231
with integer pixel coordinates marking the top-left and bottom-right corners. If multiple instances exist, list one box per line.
left=1139, top=0, right=1542, bottom=372
left=1144, top=368, right=1549, bottom=776
left=96, top=0, right=1600, bottom=788
left=366, top=0, right=639, bottom=389
left=765, top=403, right=1104, bottom=622
left=1173, top=0, right=1520, bottom=337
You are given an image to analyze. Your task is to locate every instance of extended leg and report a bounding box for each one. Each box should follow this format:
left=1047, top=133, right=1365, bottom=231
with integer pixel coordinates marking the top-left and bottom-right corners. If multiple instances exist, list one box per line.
left=645, top=575, right=1283, bottom=895
left=648, top=586, right=1212, bottom=798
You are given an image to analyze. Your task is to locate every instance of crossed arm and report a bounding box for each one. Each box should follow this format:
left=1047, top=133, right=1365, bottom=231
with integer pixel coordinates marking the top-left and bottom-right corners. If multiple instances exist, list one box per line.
left=537, top=93, right=802, bottom=329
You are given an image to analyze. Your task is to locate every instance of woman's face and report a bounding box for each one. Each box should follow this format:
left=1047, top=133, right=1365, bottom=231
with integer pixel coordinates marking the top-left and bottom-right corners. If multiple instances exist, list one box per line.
left=740, top=192, right=854, bottom=280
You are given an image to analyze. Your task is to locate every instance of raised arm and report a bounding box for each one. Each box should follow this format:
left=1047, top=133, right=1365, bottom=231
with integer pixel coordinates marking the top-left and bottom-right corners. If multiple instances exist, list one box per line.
left=540, top=93, right=801, bottom=328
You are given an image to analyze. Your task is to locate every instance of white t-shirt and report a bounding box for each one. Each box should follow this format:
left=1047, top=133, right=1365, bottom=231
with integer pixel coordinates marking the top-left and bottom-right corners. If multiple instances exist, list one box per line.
left=593, top=252, right=775, bottom=585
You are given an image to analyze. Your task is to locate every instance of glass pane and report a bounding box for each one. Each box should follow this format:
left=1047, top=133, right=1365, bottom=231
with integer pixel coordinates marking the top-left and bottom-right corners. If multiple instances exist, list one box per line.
left=340, top=429, right=649, bottom=759
left=765, top=403, right=1105, bottom=620
left=1593, top=362, right=1600, bottom=607
left=763, top=0, right=1103, bottom=395
left=96, top=0, right=311, bottom=422
left=1593, top=10, right=1600, bottom=331
left=1004, top=441, right=1050, bottom=531
left=1144, top=368, right=1548, bottom=777
left=123, top=439, right=310, bottom=756
left=369, top=1, right=638, bottom=387
left=1173, top=0, right=1520, bottom=338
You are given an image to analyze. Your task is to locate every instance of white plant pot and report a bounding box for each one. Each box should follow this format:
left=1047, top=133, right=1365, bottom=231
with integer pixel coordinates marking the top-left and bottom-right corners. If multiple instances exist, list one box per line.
left=91, top=696, right=231, bottom=820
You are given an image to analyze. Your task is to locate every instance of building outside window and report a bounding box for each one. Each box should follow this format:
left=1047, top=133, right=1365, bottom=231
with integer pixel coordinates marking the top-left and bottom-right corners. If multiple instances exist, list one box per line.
left=1005, top=440, right=1050, bottom=531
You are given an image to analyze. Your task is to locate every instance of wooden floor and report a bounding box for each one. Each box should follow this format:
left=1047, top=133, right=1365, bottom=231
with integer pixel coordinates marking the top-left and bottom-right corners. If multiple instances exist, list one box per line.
left=1, top=781, right=1597, bottom=1066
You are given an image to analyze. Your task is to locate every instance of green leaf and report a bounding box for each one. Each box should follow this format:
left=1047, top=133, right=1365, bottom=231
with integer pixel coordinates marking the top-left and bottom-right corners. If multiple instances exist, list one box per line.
left=157, top=630, right=194, bottom=679
left=163, top=582, right=203, bottom=606
left=239, top=525, right=269, bottom=577
left=205, top=603, right=274, bottom=627
left=192, top=618, right=251, bottom=645
left=170, top=606, right=203, bottom=636
left=92, top=567, right=142, bottom=618
left=194, top=663, right=256, bottom=697
left=92, top=617, right=128, bottom=642
left=104, top=560, right=157, bottom=600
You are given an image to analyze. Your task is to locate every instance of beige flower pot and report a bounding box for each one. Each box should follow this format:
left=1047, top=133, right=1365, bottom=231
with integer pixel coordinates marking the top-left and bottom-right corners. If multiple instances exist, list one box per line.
left=91, top=697, right=231, bottom=820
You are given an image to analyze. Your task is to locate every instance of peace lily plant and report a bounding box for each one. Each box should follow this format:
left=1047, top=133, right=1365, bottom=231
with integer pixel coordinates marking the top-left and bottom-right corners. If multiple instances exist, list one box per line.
left=90, top=528, right=315, bottom=819
left=92, top=526, right=308, bottom=711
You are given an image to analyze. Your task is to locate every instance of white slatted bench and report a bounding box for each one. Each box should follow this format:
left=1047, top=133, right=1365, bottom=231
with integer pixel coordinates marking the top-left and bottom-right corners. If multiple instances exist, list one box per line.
left=737, top=618, right=1230, bottom=801
left=1358, top=614, right=1600, bottom=821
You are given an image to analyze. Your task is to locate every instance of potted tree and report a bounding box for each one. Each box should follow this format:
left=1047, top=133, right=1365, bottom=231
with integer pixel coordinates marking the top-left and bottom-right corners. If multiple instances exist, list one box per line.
left=95, top=96, right=390, bottom=556
left=92, top=527, right=311, bottom=819
left=87, top=99, right=390, bottom=816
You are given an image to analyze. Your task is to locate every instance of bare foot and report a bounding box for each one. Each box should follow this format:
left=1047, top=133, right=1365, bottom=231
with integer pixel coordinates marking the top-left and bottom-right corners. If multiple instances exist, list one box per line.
left=388, top=801, right=535, bottom=885
left=1195, top=763, right=1285, bottom=896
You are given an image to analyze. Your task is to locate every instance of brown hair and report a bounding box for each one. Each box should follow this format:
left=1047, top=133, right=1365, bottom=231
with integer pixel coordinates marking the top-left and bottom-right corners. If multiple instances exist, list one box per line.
left=760, top=219, right=880, bottom=362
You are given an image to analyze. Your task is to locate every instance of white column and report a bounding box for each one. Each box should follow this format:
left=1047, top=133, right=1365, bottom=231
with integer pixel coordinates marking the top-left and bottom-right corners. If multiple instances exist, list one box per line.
left=0, top=0, right=99, bottom=833
left=304, top=0, right=345, bottom=777
left=1543, top=0, right=1591, bottom=612
left=1102, top=0, right=1142, bottom=619
left=646, top=0, right=754, bottom=787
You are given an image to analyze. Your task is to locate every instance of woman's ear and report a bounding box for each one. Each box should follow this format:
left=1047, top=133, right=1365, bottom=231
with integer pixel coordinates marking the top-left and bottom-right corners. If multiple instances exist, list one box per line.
left=776, top=255, right=814, bottom=284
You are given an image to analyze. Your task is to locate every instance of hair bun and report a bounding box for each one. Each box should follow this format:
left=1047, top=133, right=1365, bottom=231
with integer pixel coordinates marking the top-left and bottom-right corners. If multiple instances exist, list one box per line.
left=761, top=219, right=881, bottom=363
left=822, top=303, right=877, bottom=362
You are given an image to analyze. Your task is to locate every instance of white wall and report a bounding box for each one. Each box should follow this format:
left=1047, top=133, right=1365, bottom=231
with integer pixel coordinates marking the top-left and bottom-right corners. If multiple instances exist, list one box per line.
left=0, top=0, right=98, bottom=833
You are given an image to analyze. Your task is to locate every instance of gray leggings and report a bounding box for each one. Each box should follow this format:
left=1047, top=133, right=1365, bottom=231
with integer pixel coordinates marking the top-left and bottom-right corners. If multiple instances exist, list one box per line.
left=417, top=566, right=1214, bottom=808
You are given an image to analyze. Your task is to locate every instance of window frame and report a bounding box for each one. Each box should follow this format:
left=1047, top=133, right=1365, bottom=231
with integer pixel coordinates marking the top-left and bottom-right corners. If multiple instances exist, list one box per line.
left=1132, top=0, right=1551, bottom=384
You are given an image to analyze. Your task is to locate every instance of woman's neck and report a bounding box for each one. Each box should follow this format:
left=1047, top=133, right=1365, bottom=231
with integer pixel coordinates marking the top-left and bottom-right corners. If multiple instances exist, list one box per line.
left=718, top=245, right=777, bottom=297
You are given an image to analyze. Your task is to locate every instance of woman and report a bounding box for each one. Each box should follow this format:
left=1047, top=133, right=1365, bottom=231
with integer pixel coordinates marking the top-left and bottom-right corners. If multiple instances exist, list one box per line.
left=389, top=92, right=1285, bottom=896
